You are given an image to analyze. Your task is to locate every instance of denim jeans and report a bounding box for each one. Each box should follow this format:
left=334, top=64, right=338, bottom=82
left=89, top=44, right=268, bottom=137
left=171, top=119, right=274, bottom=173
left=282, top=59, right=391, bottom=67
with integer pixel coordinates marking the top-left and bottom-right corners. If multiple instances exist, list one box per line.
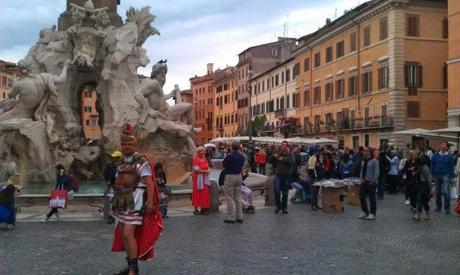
left=377, top=175, right=386, bottom=199
left=435, top=175, right=451, bottom=211
left=291, top=180, right=310, bottom=202
left=258, top=164, right=266, bottom=175
left=274, top=175, right=290, bottom=210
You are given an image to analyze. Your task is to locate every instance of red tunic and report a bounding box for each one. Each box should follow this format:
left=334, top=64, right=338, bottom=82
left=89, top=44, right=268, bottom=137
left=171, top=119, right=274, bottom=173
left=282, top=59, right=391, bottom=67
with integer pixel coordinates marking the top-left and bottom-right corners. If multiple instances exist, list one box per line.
left=191, top=156, right=210, bottom=209
left=111, top=159, right=163, bottom=261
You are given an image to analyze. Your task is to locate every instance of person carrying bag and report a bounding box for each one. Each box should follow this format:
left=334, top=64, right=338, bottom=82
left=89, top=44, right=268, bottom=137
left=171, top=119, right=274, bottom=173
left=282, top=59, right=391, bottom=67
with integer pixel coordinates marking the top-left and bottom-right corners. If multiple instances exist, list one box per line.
left=41, top=164, right=72, bottom=223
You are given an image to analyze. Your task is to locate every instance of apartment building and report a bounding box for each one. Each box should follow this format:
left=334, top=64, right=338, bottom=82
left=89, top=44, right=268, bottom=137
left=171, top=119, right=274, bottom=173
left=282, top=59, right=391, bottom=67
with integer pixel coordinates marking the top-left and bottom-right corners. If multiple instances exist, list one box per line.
left=214, top=67, right=239, bottom=137
left=190, top=63, right=215, bottom=145
left=249, top=57, right=299, bottom=137
left=294, top=0, right=448, bottom=149
left=236, top=37, right=297, bottom=134
left=179, top=89, right=193, bottom=104
left=0, top=60, right=20, bottom=100
left=81, top=86, right=101, bottom=140
left=447, top=0, right=460, bottom=126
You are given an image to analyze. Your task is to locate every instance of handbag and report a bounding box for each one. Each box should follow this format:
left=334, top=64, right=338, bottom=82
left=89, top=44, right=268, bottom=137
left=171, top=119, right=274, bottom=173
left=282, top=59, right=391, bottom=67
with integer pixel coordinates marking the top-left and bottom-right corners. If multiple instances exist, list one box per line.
left=49, top=189, right=68, bottom=209
left=455, top=200, right=460, bottom=216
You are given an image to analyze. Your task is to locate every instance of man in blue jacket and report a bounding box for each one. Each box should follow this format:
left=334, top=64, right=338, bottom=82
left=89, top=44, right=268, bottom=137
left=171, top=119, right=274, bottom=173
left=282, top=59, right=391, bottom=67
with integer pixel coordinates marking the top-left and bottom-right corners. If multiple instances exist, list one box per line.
left=431, top=142, right=455, bottom=214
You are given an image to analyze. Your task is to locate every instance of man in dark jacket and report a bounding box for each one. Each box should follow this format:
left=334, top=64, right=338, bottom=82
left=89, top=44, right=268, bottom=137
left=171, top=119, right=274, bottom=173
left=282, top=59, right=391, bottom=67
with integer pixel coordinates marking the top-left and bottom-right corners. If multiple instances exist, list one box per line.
left=352, top=146, right=364, bottom=177
left=272, top=141, right=294, bottom=214
left=103, top=151, right=122, bottom=224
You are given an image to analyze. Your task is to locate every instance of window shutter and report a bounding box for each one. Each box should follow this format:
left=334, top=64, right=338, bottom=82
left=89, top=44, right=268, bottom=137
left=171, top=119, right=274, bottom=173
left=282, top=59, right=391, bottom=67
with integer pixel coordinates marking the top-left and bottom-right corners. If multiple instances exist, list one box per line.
left=417, top=65, right=423, bottom=88
left=369, top=71, right=372, bottom=92
left=404, top=64, right=409, bottom=87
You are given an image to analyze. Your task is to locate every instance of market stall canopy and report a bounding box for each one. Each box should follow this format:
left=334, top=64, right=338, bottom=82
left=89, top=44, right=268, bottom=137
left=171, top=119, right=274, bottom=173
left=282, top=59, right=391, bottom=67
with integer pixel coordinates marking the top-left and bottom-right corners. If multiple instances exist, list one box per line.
left=429, top=127, right=460, bottom=148
left=313, top=137, right=339, bottom=145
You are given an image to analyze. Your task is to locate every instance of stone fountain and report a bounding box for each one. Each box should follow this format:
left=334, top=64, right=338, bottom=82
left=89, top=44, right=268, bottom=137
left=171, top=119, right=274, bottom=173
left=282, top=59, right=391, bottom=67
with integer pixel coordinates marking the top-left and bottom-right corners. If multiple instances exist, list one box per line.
left=0, top=0, right=197, bottom=186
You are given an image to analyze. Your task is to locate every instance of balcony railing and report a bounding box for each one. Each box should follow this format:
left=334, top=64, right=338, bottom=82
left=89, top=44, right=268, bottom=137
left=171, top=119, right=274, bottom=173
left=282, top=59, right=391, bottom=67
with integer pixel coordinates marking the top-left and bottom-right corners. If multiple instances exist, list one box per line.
left=274, top=110, right=286, bottom=118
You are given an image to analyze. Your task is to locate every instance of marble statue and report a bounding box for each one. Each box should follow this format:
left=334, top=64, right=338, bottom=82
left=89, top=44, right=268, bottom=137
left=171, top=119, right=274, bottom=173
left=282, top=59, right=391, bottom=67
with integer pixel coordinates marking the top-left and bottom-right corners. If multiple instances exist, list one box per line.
left=0, top=59, right=71, bottom=123
left=0, top=0, right=194, bottom=184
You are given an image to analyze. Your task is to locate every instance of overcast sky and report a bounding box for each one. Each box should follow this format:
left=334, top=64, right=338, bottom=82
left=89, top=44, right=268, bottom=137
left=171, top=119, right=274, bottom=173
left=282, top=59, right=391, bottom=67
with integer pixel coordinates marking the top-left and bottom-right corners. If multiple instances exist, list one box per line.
left=0, top=0, right=361, bottom=93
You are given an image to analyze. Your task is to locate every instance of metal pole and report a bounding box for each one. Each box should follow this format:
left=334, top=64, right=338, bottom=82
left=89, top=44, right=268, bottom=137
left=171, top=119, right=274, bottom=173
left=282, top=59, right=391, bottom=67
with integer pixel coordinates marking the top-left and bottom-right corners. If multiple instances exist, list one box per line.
left=248, top=82, right=253, bottom=142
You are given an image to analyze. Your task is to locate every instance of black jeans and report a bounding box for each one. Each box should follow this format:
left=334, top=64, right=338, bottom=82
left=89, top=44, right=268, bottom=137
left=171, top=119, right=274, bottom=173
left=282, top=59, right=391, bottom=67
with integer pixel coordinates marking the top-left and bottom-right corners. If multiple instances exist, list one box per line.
left=46, top=208, right=58, bottom=218
left=416, top=185, right=430, bottom=213
left=408, top=183, right=418, bottom=209
left=387, top=175, right=399, bottom=194
left=274, top=175, right=290, bottom=210
left=359, top=182, right=377, bottom=215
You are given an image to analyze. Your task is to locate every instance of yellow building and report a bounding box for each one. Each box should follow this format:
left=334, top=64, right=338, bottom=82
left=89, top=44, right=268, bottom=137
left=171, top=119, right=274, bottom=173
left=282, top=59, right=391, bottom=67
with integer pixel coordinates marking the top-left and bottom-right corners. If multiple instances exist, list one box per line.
left=214, top=67, right=239, bottom=137
left=81, top=86, right=101, bottom=140
left=249, top=57, right=300, bottom=137
left=294, top=0, right=448, bottom=149
left=0, top=60, right=19, bottom=100
left=447, top=0, right=460, bottom=126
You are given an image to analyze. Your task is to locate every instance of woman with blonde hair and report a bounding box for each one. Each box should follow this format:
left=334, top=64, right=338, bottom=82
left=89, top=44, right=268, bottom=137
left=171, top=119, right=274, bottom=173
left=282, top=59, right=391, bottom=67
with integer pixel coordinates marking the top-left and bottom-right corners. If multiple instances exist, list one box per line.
left=192, top=146, right=211, bottom=215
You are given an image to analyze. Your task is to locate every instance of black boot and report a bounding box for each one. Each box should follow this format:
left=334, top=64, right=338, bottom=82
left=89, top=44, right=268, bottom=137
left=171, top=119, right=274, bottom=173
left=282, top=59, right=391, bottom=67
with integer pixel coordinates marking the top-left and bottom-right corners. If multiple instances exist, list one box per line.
left=128, top=258, right=139, bottom=275
left=114, top=257, right=129, bottom=275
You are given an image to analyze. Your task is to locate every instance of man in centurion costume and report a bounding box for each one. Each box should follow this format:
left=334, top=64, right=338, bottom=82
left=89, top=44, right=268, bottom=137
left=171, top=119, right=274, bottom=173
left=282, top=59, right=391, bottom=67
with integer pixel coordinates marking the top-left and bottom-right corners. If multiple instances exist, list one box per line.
left=111, top=124, right=163, bottom=275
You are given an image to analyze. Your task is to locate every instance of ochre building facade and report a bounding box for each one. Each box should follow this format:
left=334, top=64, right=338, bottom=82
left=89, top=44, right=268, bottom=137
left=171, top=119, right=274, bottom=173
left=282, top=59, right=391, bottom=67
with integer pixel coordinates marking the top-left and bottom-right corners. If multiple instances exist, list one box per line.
left=294, top=0, right=448, bottom=149
left=447, top=0, right=460, bottom=126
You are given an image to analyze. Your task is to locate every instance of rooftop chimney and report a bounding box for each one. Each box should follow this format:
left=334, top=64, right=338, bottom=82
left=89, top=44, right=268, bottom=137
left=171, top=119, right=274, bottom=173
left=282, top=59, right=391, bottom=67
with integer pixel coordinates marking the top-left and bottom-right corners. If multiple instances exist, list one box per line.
left=207, top=63, right=214, bottom=75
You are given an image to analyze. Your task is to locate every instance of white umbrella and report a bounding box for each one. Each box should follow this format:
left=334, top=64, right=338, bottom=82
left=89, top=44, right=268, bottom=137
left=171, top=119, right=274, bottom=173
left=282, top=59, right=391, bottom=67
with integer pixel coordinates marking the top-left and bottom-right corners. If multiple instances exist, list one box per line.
left=391, top=128, right=433, bottom=136
left=204, top=143, right=216, bottom=148
left=430, top=127, right=460, bottom=149
left=314, top=137, right=339, bottom=145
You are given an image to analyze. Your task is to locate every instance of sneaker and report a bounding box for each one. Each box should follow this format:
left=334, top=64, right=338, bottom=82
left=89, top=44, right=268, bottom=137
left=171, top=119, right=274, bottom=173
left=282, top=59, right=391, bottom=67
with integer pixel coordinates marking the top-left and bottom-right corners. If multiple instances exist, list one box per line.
left=40, top=217, right=49, bottom=223
left=275, top=208, right=280, bottom=214
left=412, top=214, right=420, bottom=221
left=358, top=213, right=368, bottom=219
left=224, top=220, right=235, bottom=224
left=6, top=224, right=14, bottom=230
left=424, top=212, right=430, bottom=220
left=404, top=200, right=410, bottom=205
left=366, top=214, right=376, bottom=220
left=282, top=209, right=288, bottom=214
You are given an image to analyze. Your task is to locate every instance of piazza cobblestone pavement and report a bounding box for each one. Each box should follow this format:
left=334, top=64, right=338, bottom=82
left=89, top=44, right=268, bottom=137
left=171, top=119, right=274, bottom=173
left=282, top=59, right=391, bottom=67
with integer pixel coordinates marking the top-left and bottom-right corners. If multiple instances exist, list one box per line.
left=1, top=194, right=460, bottom=275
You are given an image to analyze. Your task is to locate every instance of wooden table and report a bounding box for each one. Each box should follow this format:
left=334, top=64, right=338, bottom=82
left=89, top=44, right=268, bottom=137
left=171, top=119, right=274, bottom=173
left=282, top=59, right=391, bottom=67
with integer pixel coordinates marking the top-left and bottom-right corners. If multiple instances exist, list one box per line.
left=314, top=183, right=346, bottom=213
left=347, top=184, right=361, bottom=206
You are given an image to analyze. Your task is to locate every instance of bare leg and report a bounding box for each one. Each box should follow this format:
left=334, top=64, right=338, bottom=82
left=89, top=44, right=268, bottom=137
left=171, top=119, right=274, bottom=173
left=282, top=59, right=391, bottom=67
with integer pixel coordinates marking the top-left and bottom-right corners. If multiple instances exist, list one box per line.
left=122, top=224, right=138, bottom=260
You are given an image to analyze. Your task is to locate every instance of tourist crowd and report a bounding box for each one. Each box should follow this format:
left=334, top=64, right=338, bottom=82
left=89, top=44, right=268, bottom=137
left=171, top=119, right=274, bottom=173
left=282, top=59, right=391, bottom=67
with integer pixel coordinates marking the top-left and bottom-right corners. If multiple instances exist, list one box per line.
left=205, top=140, right=460, bottom=221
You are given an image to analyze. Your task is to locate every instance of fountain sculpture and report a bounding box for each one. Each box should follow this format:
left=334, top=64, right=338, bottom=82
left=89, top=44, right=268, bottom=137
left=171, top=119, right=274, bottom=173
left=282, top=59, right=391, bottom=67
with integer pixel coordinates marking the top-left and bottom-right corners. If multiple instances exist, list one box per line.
left=0, top=0, right=197, bottom=185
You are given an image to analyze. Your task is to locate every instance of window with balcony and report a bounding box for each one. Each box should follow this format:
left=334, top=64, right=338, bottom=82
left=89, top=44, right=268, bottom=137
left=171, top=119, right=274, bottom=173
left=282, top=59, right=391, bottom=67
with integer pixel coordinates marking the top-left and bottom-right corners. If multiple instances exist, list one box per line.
left=407, top=14, right=420, bottom=37
left=336, top=79, right=344, bottom=99
left=275, top=74, right=279, bottom=86
left=348, top=75, right=357, bottom=96
left=286, top=69, right=291, bottom=82
left=314, top=115, right=321, bottom=133
left=405, top=62, right=423, bottom=95
left=336, top=41, right=344, bottom=58
left=325, top=82, right=334, bottom=102
left=293, top=93, right=300, bottom=108
left=281, top=71, right=285, bottom=84
left=350, top=32, right=357, bottom=52
left=304, top=90, right=310, bottom=106
left=379, top=17, right=388, bottom=40
left=362, top=71, right=372, bottom=94
left=314, top=86, right=321, bottom=104
left=314, top=52, right=321, bottom=67
left=326, top=46, right=333, bottom=63
left=304, top=58, right=310, bottom=72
